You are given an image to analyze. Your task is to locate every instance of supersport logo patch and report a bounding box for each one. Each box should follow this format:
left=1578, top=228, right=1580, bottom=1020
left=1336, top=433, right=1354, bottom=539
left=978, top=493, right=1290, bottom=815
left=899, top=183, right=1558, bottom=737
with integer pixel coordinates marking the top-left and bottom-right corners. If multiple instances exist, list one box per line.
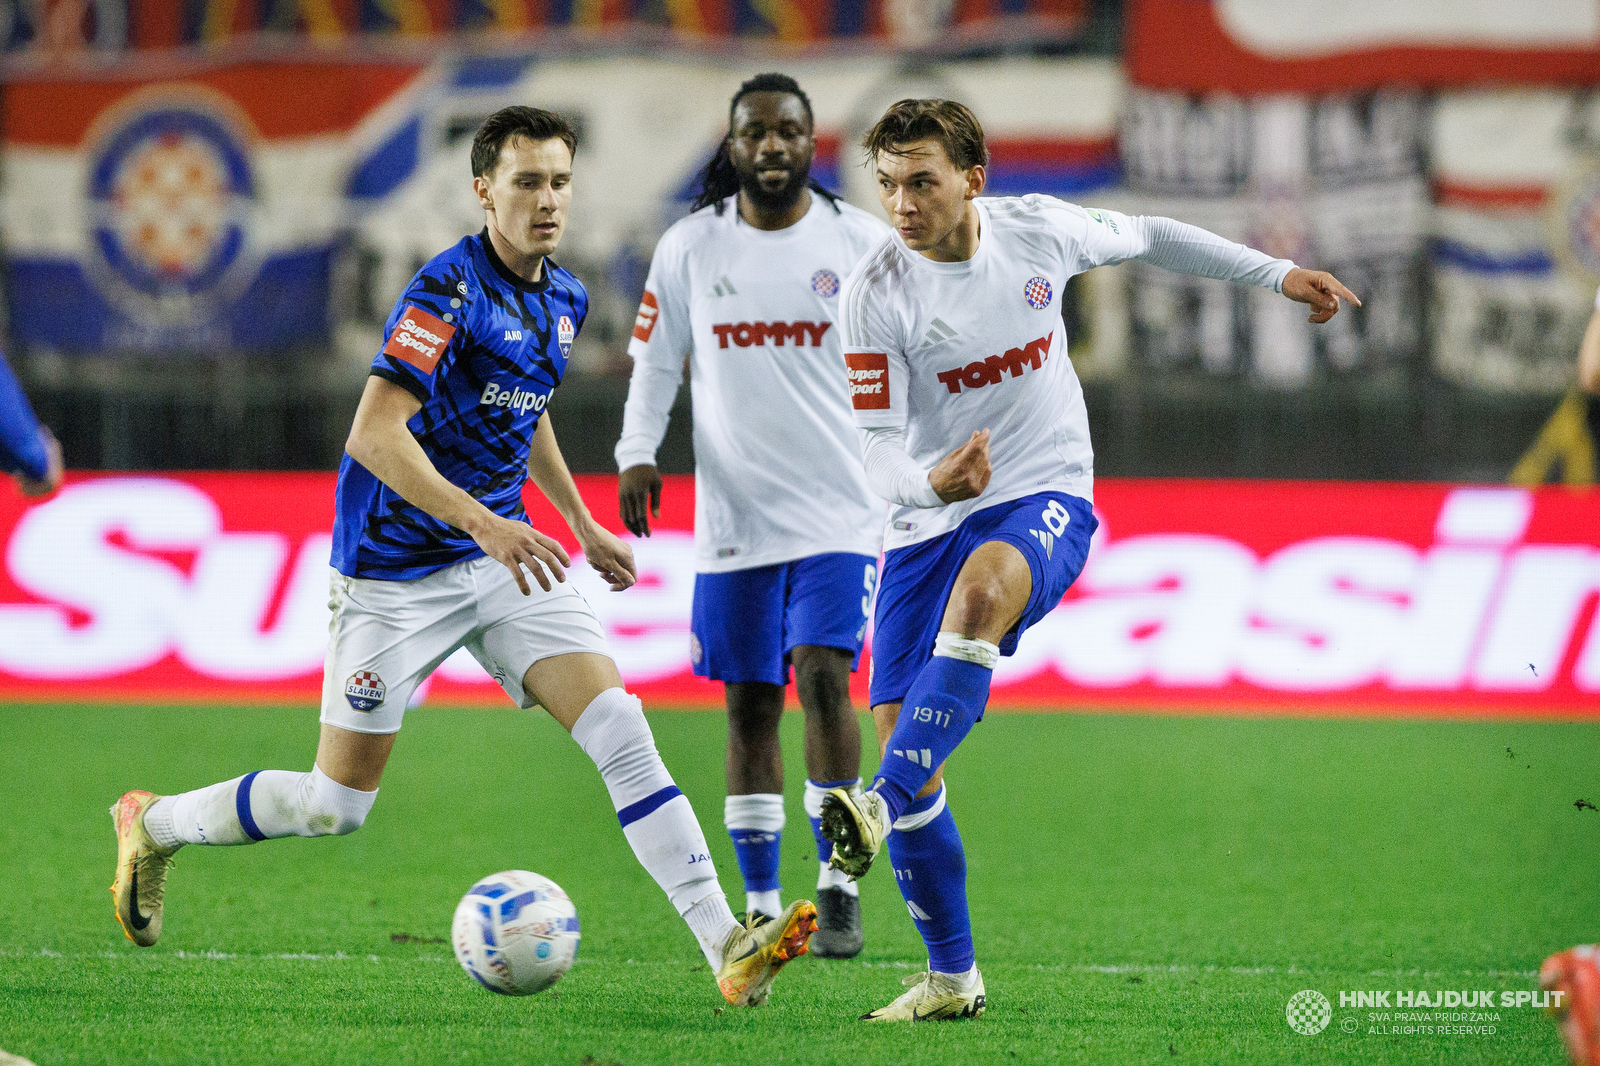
left=847, top=351, right=890, bottom=410
left=383, top=306, right=455, bottom=374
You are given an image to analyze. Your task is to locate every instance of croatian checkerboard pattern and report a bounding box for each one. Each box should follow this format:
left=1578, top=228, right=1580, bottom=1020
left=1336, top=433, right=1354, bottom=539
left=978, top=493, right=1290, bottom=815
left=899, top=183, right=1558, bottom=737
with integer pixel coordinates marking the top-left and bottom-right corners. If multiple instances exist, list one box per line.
left=1285, top=989, right=1332, bottom=1035
left=1024, top=276, right=1052, bottom=310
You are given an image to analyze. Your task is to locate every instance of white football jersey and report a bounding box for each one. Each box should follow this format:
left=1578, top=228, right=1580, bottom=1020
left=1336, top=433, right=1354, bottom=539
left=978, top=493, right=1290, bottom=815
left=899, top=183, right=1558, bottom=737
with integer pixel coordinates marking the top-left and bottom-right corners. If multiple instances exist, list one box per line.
left=842, top=195, right=1209, bottom=551
left=620, top=191, right=892, bottom=573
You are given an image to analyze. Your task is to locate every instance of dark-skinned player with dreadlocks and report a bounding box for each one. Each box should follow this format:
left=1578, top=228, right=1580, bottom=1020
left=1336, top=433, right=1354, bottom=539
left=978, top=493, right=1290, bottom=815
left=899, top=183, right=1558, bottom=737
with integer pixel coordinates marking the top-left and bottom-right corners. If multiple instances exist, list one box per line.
left=615, top=74, right=891, bottom=958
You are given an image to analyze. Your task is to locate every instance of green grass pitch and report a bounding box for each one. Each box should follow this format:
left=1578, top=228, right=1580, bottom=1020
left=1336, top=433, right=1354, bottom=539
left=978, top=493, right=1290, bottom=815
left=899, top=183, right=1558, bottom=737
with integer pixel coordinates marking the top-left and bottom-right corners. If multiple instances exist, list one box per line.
left=2, top=703, right=1596, bottom=1065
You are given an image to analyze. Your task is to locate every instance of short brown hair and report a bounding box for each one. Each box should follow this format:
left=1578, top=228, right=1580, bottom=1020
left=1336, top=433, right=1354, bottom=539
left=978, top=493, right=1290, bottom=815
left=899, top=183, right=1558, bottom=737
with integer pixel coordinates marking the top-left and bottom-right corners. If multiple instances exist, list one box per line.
left=862, top=99, right=988, bottom=170
left=471, top=106, right=578, bottom=178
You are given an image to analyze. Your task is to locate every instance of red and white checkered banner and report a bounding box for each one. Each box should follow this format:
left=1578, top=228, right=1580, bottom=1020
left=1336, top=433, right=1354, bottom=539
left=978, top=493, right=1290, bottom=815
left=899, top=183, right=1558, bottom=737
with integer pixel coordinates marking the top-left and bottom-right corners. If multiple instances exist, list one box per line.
left=1, top=474, right=1596, bottom=716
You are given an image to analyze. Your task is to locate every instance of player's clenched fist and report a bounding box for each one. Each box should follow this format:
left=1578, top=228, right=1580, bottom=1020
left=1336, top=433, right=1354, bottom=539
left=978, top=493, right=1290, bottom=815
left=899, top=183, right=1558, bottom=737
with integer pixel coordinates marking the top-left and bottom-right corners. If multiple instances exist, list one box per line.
left=929, top=429, right=992, bottom=504
left=618, top=463, right=662, bottom=538
left=1282, top=268, right=1362, bottom=324
left=470, top=513, right=571, bottom=595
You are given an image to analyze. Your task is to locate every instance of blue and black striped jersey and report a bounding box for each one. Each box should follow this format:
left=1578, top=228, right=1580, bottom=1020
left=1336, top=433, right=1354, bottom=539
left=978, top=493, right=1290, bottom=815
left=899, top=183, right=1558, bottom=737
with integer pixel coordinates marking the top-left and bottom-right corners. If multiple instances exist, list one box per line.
left=331, top=229, right=587, bottom=580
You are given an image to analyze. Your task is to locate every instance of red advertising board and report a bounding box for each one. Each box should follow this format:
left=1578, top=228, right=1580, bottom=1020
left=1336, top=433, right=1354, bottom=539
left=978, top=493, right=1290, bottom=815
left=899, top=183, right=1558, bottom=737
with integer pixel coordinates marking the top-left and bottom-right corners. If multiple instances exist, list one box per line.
left=0, top=474, right=1596, bottom=716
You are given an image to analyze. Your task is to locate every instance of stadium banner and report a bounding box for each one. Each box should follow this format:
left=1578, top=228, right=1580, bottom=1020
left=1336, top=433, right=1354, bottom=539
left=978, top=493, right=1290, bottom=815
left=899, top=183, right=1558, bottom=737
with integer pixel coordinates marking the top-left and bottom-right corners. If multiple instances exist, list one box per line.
left=1, top=474, right=1596, bottom=717
left=0, top=58, right=425, bottom=354
left=1127, top=0, right=1600, bottom=93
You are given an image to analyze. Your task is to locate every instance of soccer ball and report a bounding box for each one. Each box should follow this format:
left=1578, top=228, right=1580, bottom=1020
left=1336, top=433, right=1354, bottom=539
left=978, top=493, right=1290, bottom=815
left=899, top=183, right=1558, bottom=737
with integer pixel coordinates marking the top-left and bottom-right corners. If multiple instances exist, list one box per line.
left=451, top=870, right=580, bottom=996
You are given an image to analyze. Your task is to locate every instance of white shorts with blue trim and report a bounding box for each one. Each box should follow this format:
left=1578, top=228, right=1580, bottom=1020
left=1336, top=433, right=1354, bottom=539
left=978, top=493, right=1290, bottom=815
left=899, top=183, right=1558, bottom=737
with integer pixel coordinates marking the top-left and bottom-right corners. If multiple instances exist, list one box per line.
left=319, top=554, right=610, bottom=735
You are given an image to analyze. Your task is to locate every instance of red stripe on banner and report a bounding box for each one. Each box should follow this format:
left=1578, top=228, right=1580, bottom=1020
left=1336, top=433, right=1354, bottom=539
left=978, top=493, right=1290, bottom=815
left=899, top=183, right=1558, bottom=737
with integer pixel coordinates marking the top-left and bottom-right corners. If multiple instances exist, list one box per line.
left=1127, top=0, right=1600, bottom=93
left=1, top=474, right=1597, bottom=717
left=1432, top=180, right=1551, bottom=211
left=987, top=136, right=1119, bottom=167
left=2, top=62, right=425, bottom=146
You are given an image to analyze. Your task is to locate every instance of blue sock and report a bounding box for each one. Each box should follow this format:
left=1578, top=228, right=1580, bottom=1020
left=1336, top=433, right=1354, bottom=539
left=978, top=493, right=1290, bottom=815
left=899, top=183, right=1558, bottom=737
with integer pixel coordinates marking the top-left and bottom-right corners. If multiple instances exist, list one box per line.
left=804, top=777, right=857, bottom=865
left=724, top=793, right=784, bottom=898
left=873, top=653, right=992, bottom=822
left=886, top=786, right=974, bottom=975
left=728, top=827, right=781, bottom=892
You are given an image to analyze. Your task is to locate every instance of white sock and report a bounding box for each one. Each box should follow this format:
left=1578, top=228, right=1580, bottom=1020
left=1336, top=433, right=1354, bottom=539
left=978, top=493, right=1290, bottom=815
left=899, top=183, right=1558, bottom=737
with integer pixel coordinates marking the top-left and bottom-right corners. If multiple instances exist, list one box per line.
left=571, top=687, right=740, bottom=965
left=145, top=766, right=376, bottom=848
left=936, top=962, right=981, bottom=990
left=683, top=892, right=742, bottom=971
left=817, top=863, right=858, bottom=896
left=804, top=778, right=860, bottom=897
left=745, top=888, right=782, bottom=917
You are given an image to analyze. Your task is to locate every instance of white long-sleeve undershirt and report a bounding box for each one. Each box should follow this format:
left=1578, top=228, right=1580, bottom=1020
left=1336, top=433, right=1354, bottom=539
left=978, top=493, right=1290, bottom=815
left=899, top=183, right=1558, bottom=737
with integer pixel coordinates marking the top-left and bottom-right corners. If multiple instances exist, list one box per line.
left=614, top=359, right=683, bottom=471
left=859, top=426, right=944, bottom=508
left=1127, top=214, right=1293, bottom=291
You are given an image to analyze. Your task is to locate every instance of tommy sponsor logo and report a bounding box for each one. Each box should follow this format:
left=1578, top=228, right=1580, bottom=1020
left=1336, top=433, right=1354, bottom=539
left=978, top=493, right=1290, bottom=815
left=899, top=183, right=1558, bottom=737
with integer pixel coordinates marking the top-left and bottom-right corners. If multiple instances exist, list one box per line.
left=480, top=381, right=552, bottom=414
left=936, top=331, right=1053, bottom=395
left=558, top=315, right=575, bottom=357
left=710, top=321, right=831, bottom=348
left=632, top=291, right=659, bottom=342
left=382, top=305, right=455, bottom=374
left=345, top=670, right=385, bottom=711
left=847, top=351, right=890, bottom=410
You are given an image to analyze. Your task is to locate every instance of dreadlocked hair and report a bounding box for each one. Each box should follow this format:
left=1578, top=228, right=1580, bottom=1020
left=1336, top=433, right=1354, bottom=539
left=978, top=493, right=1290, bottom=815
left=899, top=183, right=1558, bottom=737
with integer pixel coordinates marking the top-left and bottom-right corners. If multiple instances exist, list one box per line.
left=691, top=72, right=842, bottom=215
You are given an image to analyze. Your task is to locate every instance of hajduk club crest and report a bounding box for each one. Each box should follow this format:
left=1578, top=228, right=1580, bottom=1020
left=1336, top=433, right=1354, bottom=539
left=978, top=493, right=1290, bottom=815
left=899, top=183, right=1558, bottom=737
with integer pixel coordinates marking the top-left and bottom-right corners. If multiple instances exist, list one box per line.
left=345, top=670, right=386, bottom=711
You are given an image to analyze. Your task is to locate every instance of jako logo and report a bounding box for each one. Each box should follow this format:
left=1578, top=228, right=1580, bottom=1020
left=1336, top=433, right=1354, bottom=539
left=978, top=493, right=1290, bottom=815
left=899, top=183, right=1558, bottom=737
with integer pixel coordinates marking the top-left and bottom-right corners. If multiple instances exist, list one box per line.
left=937, top=332, right=1052, bottom=394
left=711, top=321, right=831, bottom=348
left=480, top=381, right=550, bottom=414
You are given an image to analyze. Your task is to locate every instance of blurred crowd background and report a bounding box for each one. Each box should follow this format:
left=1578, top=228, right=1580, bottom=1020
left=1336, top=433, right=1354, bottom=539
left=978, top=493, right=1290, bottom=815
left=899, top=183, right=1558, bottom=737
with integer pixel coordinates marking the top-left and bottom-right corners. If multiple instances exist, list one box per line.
left=4, top=0, right=1599, bottom=482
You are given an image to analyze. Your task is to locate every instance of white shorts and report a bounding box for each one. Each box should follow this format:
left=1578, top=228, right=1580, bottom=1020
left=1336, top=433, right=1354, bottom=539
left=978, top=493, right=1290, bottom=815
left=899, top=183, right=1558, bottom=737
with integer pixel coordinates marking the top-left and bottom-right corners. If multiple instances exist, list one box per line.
left=319, top=554, right=611, bottom=735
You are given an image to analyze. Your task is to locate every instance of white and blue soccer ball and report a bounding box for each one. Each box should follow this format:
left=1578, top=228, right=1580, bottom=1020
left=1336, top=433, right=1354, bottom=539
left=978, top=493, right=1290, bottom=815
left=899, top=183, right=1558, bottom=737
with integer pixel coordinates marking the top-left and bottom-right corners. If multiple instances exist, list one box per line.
left=451, top=870, right=580, bottom=996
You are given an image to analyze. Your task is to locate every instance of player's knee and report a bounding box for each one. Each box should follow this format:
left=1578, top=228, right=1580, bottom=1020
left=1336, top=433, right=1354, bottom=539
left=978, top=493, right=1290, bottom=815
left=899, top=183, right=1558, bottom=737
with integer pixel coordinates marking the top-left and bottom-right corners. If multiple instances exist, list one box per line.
left=947, top=574, right=1008, bottom=632
left=725, top=683, right=785, bottom=736
left=792, top=648, right=851, bottom=718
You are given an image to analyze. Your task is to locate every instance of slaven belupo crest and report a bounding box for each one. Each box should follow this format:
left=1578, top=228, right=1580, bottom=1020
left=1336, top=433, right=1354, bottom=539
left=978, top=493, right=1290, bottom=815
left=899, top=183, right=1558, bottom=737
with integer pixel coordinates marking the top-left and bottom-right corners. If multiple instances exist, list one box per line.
left=557, top=315, right=575, bottom=357
left=345, top=670, right=386, bottom=711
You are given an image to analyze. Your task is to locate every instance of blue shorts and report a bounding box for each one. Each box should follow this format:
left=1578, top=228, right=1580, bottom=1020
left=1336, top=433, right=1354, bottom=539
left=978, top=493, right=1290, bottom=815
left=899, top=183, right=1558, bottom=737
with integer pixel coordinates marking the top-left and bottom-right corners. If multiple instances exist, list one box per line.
left=691, top=552, right=878, bottom=686
left=869, top=492, right=1096, bottom=708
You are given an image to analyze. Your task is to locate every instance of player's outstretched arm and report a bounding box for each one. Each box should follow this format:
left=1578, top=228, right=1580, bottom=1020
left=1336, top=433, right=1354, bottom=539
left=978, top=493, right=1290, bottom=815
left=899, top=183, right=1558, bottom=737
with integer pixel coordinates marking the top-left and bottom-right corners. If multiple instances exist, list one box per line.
left=528, top=413, right=637, bottom=592
left=1281, top=268, right=1362, bottom=324
left=345, top=375, right=570, bottom=595
left=618, top=463, right=661, bottom=538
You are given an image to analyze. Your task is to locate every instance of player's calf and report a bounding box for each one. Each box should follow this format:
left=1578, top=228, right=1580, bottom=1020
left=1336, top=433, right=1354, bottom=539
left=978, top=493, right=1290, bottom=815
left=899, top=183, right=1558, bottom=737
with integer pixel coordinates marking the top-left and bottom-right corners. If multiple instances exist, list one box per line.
left=112, top=770, right=377, bottom=944
left=570, top=687, right=745, bottom=977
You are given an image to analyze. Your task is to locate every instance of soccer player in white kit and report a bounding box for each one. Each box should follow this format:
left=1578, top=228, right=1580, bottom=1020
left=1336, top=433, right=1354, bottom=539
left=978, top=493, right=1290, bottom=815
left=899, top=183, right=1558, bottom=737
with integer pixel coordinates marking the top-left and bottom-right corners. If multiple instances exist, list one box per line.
left=616, top=74, right=891, bottom=957
left=819, top=99, right=1361, bottom=1020
left=107, top=106, right=815, bottom=1009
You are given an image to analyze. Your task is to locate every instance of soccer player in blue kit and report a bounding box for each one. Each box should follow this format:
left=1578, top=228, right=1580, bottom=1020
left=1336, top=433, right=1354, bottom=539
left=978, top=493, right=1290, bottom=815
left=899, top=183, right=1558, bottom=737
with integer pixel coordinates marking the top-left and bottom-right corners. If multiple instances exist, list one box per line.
left=0, top=352, right=62, bottom=497
left=109, top=107, right=816, bottom=1008
left=821, top=99, right=1360, bottom=1020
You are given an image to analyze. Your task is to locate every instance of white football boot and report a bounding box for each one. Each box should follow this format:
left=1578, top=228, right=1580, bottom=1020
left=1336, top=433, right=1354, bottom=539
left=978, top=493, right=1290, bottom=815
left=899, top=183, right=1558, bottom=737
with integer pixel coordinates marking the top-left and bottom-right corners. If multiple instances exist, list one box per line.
left=861, top=968, right=986, bottom=1022
left=819, top=787, right=890, bottom=879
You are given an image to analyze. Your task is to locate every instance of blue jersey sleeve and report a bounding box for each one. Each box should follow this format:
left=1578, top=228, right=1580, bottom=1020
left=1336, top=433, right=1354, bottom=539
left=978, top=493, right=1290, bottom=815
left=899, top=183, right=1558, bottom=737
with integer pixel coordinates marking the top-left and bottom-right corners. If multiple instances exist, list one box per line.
left=370, top=263, right=468, bottom=404
left=0, top=353, right=48, bottom=481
